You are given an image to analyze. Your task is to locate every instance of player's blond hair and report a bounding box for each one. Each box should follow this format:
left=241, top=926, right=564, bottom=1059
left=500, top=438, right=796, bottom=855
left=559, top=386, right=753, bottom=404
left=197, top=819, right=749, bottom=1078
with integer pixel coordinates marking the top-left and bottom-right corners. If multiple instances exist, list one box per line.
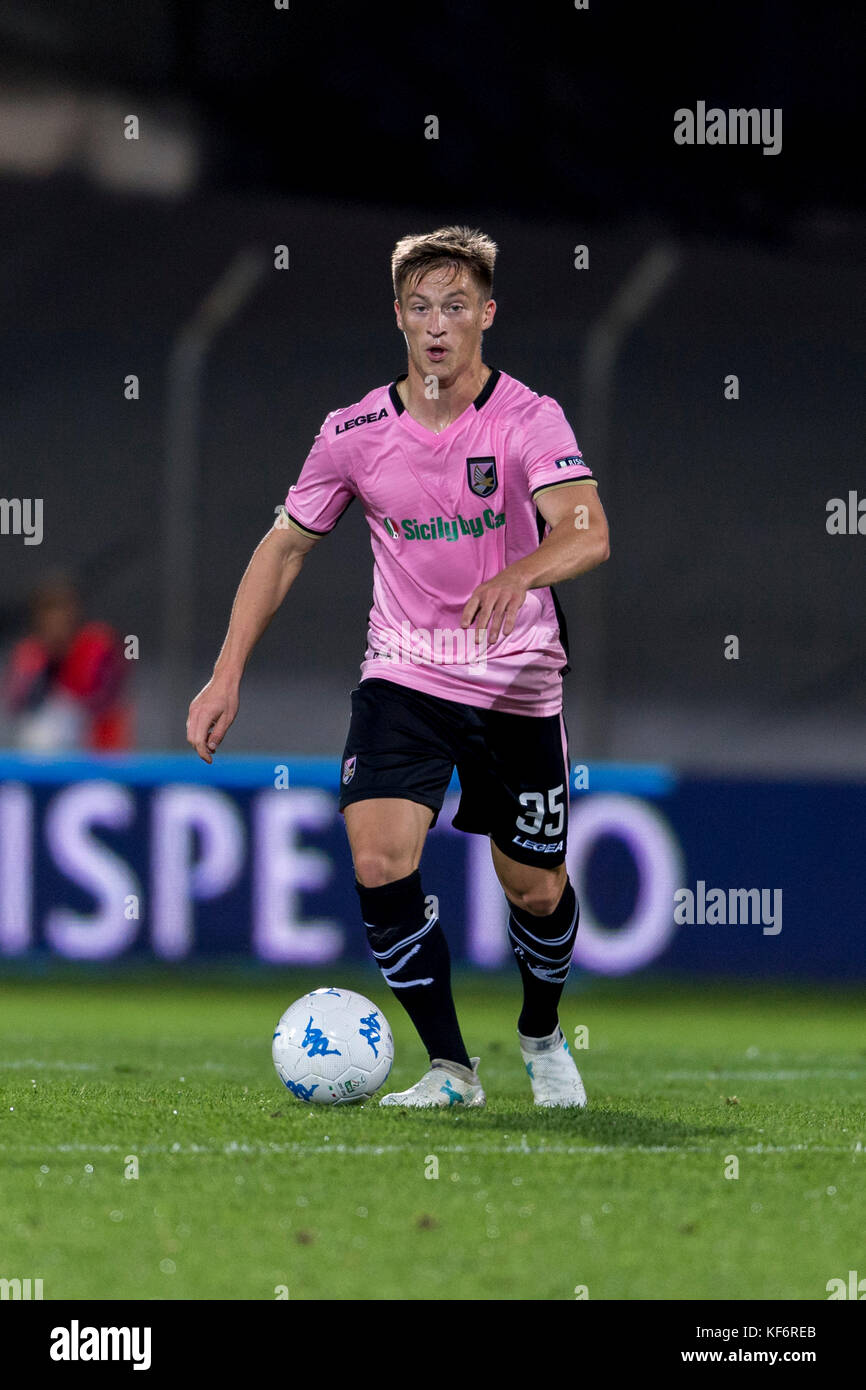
left=391, top=225, right=497, bottom=305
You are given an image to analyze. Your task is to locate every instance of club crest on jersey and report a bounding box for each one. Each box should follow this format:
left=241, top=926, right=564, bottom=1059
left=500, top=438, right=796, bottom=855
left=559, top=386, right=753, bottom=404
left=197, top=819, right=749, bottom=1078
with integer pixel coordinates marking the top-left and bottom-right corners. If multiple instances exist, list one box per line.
left=341, top=755, right=357, bottom=785
left=467, top=456, right=498, bottom=498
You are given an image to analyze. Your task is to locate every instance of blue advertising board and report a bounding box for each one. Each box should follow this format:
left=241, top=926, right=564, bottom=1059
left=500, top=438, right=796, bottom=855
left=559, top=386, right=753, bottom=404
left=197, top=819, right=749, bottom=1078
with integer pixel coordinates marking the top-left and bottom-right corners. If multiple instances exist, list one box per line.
left=0, top=754, right=862, bottom=978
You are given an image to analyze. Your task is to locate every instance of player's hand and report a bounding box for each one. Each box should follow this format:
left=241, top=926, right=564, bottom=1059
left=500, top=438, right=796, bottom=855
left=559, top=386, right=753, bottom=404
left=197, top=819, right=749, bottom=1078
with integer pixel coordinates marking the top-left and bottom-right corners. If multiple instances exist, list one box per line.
left=186, top=676, right=240, bottom=763
left=461, top=571, right=527, bottom=643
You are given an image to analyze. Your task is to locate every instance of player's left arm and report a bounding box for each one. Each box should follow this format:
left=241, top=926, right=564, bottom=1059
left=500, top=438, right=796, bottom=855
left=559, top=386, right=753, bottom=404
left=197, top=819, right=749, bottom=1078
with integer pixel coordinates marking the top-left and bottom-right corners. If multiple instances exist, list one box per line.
left=461, top=482, right=609, bottom=641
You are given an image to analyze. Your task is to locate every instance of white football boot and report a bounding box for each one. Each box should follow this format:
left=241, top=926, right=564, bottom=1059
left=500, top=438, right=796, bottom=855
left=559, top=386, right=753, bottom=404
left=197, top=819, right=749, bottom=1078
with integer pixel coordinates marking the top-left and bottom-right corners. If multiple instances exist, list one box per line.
left=379, top=1056, right=485, bottom=1108
left=519, top=1025, right=587, bottom=1108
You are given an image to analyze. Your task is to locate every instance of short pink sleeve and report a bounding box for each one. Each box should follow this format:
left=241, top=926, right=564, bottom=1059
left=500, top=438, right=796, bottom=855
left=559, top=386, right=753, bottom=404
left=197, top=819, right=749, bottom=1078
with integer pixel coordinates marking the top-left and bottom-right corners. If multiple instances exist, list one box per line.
left=284, top=417, right=355, bottom=536
left=521, top=396, right=594, bottom=499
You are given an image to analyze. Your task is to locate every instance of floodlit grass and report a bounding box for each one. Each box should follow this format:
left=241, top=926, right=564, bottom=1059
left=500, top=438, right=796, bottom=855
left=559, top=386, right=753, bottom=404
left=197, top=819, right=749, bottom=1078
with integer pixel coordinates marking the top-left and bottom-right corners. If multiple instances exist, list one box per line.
left=0, top=969, right=863, bottom=1300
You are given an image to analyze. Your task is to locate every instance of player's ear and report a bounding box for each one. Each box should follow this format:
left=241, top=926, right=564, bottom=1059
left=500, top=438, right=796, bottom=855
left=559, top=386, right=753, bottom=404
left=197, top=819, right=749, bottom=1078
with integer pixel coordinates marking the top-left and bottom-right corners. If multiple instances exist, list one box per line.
left=394, top=298, right=404, bottom=330
left=482, top=298, right=496, bottom=329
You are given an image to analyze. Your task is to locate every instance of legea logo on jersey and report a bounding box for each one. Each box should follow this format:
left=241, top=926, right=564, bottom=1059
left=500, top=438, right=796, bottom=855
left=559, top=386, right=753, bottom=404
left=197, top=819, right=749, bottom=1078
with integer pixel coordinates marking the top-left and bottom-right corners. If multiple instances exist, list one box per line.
left=334, top=408, right=388, bottom=434
left=383, top=509, right=505, bottom=542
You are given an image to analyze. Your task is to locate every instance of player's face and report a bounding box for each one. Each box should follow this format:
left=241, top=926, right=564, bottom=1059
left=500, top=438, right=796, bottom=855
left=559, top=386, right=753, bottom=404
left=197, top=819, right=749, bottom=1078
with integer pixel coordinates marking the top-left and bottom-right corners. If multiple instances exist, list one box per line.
left=395, top=266, right=495, bottom=385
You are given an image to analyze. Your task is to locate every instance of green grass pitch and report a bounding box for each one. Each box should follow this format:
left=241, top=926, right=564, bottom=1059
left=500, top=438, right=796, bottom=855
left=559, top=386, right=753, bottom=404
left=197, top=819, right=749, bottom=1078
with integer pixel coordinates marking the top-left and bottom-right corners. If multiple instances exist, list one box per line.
left=0, top=970, right=863, bottom=1301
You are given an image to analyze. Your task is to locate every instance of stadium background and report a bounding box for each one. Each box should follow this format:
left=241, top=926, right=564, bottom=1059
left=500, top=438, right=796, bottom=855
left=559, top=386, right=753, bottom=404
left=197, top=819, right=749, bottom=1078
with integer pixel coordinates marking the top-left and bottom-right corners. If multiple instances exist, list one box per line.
left=0, top=0, right=864, bottom=1311
left=0, top=0, right=862, bottom=980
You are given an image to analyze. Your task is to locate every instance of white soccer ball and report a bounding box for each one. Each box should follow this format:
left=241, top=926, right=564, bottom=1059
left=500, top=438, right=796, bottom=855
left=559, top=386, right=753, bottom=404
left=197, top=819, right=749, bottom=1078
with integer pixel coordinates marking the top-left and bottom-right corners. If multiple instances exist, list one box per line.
left=272, top=987, right=394, bottom=1105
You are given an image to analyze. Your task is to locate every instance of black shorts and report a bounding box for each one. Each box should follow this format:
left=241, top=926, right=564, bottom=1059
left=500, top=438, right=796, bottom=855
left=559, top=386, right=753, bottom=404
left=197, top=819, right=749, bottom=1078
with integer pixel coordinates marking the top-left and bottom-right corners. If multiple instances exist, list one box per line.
left=338, top=677, right=570, bottom=867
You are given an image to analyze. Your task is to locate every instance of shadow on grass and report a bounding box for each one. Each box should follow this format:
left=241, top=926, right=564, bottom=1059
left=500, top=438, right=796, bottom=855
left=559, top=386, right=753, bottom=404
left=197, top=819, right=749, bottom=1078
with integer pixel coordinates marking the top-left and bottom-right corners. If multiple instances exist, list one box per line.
left=370, top=1101, right=749, bottom=1148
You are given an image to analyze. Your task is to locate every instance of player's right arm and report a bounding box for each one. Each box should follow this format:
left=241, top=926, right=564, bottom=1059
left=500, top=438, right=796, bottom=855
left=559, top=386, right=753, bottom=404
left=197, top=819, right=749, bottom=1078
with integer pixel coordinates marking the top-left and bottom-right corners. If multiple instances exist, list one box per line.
left=186, top=519, right=319, bottom=763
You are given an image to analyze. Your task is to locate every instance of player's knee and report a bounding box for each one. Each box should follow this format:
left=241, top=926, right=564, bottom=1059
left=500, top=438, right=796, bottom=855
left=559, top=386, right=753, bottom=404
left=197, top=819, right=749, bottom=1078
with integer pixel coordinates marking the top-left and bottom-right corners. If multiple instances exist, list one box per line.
left=509, top=886, right=562, bottom=918
left=505, top=868, right=568, bottom=918
left=353, top=849, right=416, bottom=889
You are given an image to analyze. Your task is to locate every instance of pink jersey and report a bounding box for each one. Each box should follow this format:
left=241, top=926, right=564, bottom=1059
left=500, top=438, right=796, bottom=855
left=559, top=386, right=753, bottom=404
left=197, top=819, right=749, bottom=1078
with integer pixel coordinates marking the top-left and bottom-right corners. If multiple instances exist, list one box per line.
left=284, top=367, right=596, bottom=716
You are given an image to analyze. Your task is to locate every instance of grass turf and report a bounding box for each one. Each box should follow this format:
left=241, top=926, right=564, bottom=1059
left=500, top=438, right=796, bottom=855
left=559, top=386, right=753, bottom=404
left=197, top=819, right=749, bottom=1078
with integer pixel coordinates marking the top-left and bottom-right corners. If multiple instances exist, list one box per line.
left=0, top=969, right=863, bottom=1301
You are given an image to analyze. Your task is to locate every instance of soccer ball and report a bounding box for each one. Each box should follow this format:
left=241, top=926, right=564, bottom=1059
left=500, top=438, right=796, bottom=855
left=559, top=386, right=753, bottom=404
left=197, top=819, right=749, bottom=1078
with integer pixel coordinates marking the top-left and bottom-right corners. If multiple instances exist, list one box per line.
left=272, top=987, right=394, bottom=1105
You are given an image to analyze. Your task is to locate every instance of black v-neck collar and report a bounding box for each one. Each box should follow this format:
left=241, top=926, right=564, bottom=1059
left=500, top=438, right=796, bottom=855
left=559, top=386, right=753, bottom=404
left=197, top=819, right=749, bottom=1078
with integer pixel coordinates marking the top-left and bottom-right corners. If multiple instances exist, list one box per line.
left=388, top=366, right=501, bottom=417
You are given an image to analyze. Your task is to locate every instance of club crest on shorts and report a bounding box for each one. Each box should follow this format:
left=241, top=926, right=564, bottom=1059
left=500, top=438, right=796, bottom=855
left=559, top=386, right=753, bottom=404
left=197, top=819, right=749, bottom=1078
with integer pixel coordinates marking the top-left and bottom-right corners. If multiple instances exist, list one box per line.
left=466, top=456, right=498, bottom=498
left=341, top=755, right=357, bottom=785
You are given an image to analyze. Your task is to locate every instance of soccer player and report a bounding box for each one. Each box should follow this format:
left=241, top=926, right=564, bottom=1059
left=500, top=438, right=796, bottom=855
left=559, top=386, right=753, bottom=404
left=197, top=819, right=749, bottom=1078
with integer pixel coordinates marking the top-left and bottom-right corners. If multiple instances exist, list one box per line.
left=187, top=226, right=609, bottom=1108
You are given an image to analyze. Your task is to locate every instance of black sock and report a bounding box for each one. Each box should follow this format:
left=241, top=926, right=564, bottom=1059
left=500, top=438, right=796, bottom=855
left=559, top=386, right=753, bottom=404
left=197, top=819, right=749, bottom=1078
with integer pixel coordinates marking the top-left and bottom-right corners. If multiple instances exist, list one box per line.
left=506, top=878, right=579, bottom=1038
left=356, top=870, right=472, bottom=1070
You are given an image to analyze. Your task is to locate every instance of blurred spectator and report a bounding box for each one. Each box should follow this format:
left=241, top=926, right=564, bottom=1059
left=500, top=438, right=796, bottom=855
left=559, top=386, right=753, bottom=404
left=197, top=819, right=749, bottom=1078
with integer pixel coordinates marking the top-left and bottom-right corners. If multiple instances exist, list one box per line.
left=1, top=574, right=132, bottom=751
